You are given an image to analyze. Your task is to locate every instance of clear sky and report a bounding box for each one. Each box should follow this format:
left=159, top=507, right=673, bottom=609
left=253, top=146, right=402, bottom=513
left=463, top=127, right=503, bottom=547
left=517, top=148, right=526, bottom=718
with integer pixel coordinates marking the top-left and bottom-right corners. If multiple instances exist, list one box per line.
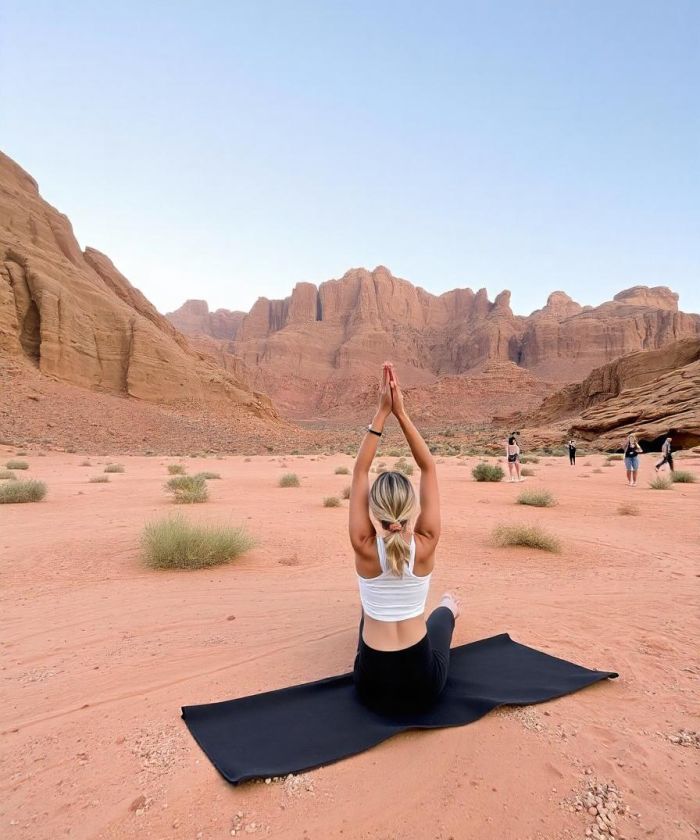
left=1, top=0, right=698, bottom=316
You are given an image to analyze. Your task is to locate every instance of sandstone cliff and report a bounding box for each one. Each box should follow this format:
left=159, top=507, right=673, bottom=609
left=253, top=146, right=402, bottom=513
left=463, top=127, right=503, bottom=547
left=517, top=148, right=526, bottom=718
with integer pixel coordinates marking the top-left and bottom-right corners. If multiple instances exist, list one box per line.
left=526, top=339, right=700, bottom=449
left=169, top=268, right=699, bottom=419
left=0, top=151, right=274, bottom=421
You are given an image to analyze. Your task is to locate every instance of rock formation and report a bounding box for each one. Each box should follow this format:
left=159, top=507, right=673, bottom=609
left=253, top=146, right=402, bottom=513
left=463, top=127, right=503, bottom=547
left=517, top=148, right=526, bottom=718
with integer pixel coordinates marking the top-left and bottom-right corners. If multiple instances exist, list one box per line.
left=525, top=339, right=700, bottom=449
left=169, top=268, right=699, bottom=419
left=0, top=151, right=275, bottom=423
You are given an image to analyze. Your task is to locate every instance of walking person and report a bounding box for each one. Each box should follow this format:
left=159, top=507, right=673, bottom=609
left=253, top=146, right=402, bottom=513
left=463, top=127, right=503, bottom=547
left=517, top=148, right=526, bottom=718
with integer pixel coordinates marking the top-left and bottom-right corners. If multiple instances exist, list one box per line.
left=505, top=434, right=523, bottom=482
left=350, top=363, right=460, bottom=714
left=567, top=439, right=576, bottom=466
left=655, top=435, right=674, bottom=474
left=623, top=434, right=642, bottom=487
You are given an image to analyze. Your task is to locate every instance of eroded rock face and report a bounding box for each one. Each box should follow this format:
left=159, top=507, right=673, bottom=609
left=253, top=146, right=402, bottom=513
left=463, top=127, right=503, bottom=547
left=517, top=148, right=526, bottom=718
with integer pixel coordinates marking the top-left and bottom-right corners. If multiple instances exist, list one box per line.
left=0, top=151, right=274, bottom=419
left=167, top=299, right=245, bottom=340
left=169, top=267, right=699, bottom=419
left=527, top=339, right=700, bottom=449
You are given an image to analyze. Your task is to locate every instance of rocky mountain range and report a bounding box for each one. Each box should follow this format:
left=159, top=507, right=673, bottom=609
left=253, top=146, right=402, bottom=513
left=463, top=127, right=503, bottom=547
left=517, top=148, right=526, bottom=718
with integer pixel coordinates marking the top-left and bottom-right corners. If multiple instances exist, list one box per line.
left=2, top=148, right=698, bottom=452
left=169, top=267, right=700, bottom=419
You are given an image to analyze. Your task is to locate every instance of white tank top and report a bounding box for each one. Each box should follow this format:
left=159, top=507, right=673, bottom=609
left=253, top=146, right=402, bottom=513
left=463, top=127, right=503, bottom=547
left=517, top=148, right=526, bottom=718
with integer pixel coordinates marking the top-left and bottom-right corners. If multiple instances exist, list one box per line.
left=357, top=536, right=431, bottom=622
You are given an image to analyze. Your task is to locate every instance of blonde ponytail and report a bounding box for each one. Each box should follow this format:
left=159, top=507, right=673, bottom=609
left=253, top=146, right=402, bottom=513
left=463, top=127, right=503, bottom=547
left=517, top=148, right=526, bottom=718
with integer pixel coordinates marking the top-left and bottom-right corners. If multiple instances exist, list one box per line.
left=369, top=471, right=417, bottom=576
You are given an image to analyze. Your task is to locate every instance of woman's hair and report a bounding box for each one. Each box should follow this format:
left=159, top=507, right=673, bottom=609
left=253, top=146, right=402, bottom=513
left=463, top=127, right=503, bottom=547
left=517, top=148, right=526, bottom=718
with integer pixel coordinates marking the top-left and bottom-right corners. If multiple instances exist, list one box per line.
left=369, top=471, right=417, bottom=576
left=508, top=436, right=516, bottom=445
left=628, top=434, right=638, bottom=445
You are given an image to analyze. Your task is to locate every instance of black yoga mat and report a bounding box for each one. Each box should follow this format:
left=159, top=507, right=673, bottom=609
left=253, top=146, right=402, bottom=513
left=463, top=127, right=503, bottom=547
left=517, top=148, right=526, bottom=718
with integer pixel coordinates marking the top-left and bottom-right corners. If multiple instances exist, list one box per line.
left=182, top=633, right=617, bottom=784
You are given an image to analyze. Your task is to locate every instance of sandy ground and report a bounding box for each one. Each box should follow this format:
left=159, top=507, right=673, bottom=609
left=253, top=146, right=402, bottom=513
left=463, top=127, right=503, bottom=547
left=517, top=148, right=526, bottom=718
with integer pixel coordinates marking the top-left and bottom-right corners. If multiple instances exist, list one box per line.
left=1, top=449, right=698, bottom=840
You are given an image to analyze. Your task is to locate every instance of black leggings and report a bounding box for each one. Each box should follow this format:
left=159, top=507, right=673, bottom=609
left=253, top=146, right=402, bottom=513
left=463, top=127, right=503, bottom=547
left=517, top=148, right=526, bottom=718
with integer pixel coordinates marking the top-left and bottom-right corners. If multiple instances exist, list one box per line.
left=353, top=607, right=455, bottom=714
left=656, top=454, right=674, bottom=471
left=569, top=451, right=576, bottom=465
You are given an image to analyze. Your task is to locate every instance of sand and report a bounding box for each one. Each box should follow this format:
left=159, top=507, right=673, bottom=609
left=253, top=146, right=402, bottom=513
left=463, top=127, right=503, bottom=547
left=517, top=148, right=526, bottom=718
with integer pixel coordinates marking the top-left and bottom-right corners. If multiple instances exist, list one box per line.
left=1, top=449, right=698, bottom=840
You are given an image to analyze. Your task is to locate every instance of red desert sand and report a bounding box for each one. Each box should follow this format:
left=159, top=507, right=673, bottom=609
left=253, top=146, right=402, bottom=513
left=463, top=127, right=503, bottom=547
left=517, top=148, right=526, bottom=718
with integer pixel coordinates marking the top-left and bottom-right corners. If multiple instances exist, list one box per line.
left=1, top=449, right=698, bottom=840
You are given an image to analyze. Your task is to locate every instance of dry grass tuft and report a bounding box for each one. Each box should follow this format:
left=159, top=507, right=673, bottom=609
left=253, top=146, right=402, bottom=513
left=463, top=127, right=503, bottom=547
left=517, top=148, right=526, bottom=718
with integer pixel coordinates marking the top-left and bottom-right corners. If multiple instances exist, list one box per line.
left=606, top=454, right=624, bottom=461
left=279, top=473, right=300, bottom=488
left=671, top=470, right=697, bottom=484
left=617, top=503, right=640, bottom=516
left=80, top=460, right=92, bottom=467
left=5, top=460, right=29, bottom=470
left=341, top=485, right=351, bottom=499
left=520, top=467, right=535, bottom=477
left=89, top=475, right=110, bottom=483
left=334, top=466, right=350, bottom=475
left=323, top=496, right=341, bottom=507
left=141, top=515, right=255, bottom=570
left=649, top=476, right=672, bottom=490
left=0, top=479, right=47, bottom=504
left=0, top=470, right=17, bottom=480
left=167, top=464, right=186, bottom=475
left=194, top=471, right=221, bottom=480
left=472, top=462, right=504, bottom=482
left=165, top=475, right=208, bottom=503
left=492, top=524, right=560, bottom=552
left=592, top=468, right=603, bottom=474
left=519, top=455, right=540, bottom=464
left=516, top=489, right=556, bottom=507
left=104, top=464, right=125, bottom=473
left=394, top=458, right=415, bottom=476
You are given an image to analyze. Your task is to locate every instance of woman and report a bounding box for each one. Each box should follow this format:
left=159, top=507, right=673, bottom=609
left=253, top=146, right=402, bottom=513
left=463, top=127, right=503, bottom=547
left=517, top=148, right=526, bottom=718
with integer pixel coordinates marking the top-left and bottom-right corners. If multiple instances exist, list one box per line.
left=623, top=433, right=641, bottom=486
left=567, top=439, right=576, bottom=466
left=505, top=435, right=523, bottom=482
left=350, top=363, right=460, bottom=714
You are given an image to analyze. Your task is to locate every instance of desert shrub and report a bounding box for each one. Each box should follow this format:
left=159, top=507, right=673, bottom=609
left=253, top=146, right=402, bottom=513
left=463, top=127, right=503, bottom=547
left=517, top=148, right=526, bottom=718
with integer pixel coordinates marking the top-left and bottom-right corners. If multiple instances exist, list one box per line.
left=671, top=470, right=697, bottom=484
left=341, top=485, right=351, bottom=500
left=492, top=524, right=560, bottom=553
left=166, top=475, right=208, bottom=503
left=141, top=515, right=255, bottom=570
left=606, top=454, right=624, bottom=461
left=167, top=464, right=186, bottom=475
left=15, top=450, right=28, bottom=456
left=279, top=473, right=300, bottom=488
left=516, top=490, right=555, bottom=507
left=472, top=463, right=504, bottom=482
left=394, top=459, right=414, bottom=476
left=0, top=470, right=17, bottom=480
left=104, top=464, right=124, bottom=473
left=194, top=471, right=222, bottom=480
left=519, top=455, right=540, bottom=464
left=323, top=496, right=341, bottom=507
left=6, top=460, right=29, bottom=470
left=334, top=466, right=350, bottom=475
left=388, top=449, right=403, bottom=457
left=0, top=479, right=47, bottom=504
left=520, top=467, right=535, bottom=477
left=89, top=475, right=109, bottom=483
left=649, top=476, right=672, bottom=490
left=617, top=503, right=640, bottom=516
left=80, top=460, right=92, bottom=467
left=592, top=468, right=603, bottom=474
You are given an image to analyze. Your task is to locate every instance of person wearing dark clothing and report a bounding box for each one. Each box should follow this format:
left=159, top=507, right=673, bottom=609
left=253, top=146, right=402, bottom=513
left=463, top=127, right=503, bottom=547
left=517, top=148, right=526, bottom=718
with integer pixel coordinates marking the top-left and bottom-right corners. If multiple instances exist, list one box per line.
left=567, top=439, right=576, bottom=466
left=655, top=437, right=674, bottom=473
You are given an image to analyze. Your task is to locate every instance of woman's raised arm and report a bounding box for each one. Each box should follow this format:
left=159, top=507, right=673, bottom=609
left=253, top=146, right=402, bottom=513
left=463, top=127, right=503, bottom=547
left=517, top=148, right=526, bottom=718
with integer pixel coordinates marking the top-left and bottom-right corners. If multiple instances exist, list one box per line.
left=387, top=366, right=440, bottom=546
left=349, top=365, right=393, bottom=555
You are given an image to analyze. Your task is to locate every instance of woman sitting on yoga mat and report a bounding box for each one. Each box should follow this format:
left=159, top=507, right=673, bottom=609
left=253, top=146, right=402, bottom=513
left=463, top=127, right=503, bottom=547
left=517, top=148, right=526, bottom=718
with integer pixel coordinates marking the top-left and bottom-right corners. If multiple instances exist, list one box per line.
left=349, top=362, right=460, bottom=714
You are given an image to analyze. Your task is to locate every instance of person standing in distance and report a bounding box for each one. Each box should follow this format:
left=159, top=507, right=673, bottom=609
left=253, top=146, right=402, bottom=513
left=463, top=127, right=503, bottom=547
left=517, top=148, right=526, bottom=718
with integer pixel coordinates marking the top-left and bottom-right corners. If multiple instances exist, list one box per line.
left=567, top=439, right=576, bottom=466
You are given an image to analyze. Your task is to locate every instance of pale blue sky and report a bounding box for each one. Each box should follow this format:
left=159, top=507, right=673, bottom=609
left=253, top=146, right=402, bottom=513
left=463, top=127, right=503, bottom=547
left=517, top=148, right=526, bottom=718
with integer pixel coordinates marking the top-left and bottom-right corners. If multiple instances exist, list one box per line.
left=1, top=0, right=698, bottom=315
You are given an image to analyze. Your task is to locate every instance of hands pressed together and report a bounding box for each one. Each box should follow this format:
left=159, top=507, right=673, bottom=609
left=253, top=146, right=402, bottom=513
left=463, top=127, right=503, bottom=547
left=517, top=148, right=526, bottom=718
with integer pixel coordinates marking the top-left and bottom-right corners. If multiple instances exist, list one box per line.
left=378, top=362, right=406, bottom=421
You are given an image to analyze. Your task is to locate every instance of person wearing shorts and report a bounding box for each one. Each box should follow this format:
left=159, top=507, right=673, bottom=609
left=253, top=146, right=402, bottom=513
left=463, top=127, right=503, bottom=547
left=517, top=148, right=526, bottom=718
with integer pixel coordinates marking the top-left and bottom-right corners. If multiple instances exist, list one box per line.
left=623, top=434, right=641, bottom=486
